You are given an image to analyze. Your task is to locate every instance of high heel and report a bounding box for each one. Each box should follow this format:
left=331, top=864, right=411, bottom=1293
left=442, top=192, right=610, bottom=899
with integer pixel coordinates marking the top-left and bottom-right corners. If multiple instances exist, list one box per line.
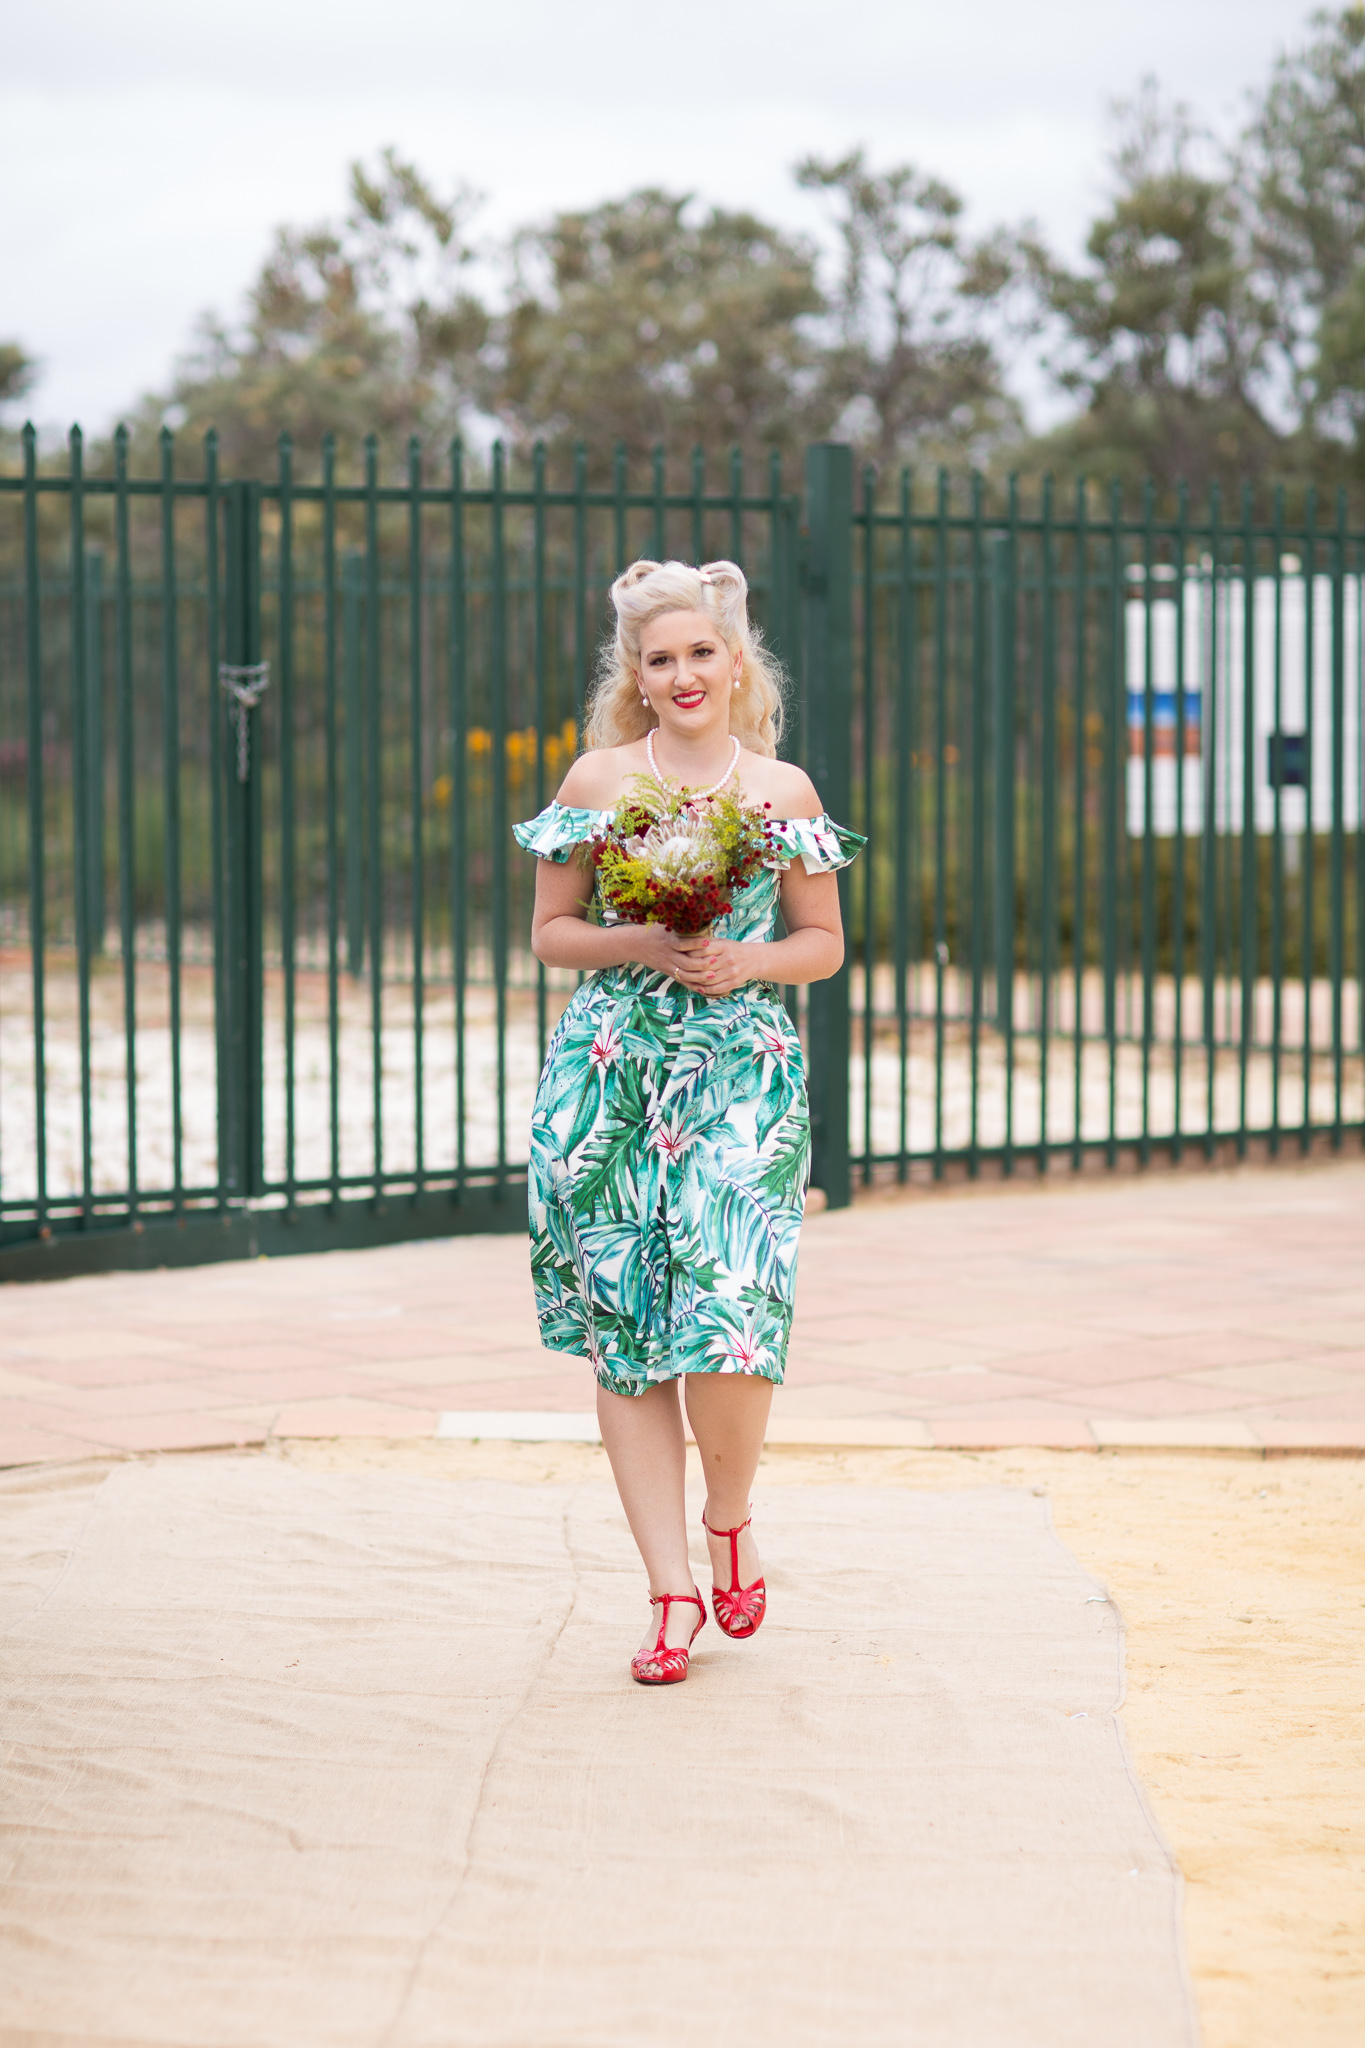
left=630, top=1587, right=707, bottom=1685
left=702, top=1510, right=766, bottom=1637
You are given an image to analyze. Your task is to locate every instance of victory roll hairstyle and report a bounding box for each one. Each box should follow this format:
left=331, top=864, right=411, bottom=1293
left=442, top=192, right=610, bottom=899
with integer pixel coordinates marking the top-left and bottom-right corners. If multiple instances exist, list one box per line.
left=583, top=558, right=785, bottom=758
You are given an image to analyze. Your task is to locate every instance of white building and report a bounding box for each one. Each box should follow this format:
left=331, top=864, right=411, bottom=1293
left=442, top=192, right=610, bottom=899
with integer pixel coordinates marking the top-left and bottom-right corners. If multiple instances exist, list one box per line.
left=1124, top=565, right=1363, bottom=837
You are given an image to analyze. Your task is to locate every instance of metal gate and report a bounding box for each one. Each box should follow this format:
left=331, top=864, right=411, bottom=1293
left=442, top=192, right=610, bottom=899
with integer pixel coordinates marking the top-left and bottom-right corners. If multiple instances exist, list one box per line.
left=0, top=429, right=810, bottom=1276
left=849, top=467, right=1364, bottom=1189
left=1, top=434, right=1362, bottom=1280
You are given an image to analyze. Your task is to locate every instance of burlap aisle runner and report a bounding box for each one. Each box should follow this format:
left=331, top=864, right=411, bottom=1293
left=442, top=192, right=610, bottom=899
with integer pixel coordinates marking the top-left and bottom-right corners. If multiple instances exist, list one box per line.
left=0, top=1458, right=1196, bottom=2048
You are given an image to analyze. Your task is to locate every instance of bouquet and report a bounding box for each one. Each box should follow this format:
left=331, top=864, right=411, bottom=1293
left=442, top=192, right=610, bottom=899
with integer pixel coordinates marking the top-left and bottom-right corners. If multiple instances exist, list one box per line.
left=589, top=774, right=777, bottom=938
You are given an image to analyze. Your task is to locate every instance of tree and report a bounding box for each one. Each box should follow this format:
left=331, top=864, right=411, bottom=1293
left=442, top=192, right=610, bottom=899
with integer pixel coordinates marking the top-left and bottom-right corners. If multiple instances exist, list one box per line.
left=1244, top=6, right=1365, bottom=465
left=134, top=151, right=487, bottom=477
left=0, top=342, right=37, bottom=414
left=795, top=150, right=1022, bottom=474
left=1024, top=85, right=1279, bottom=494
left=491, top=189, right=825, bottom=479
left=0, top=341, right=38, bottom=463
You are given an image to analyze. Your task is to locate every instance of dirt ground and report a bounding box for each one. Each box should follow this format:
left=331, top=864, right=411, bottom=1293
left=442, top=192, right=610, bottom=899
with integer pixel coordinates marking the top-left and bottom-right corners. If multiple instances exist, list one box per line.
left=280, top=1435, right=1365, bottom=2048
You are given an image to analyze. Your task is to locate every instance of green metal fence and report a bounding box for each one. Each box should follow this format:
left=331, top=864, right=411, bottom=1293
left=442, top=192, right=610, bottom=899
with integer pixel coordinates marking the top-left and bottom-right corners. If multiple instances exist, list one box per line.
left=850, top=465, right=1364, bottom=1191
left=0, top=433, right=1361, bottom=1280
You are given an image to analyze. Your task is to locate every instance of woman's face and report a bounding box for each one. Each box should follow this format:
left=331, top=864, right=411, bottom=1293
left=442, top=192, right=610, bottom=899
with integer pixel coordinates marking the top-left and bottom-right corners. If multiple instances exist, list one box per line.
left=636, top=609, right=740, bottom=738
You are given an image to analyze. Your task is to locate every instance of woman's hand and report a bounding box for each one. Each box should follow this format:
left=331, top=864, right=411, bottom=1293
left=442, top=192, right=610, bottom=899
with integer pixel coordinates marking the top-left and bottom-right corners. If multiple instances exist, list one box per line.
left=623, top=925, right=722, bottom=985
left=663, top=933, right=762, bottom=996
left=621, top=925, right=760, bottom=993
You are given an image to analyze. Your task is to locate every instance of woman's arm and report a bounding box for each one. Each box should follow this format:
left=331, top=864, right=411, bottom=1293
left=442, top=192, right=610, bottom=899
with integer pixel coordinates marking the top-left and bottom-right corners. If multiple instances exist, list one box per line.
left=531, top=854, right=717, bottom=982
left=528, top=750, right=701, bottom=980
left=528, top=753, right=845, bottom=994
left=670, top=862, right=843, bottom=996
left=669, top=759, right=845, bottom=995
left=530, top=854, right=843, bottom=992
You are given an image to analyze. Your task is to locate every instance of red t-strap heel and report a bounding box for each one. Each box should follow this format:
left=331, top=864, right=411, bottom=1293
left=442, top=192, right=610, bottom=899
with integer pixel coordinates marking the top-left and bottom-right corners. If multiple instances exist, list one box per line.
left=630, top=1587, right=707, bottom=1685
left=702, top=1510, right=766, bottom=1637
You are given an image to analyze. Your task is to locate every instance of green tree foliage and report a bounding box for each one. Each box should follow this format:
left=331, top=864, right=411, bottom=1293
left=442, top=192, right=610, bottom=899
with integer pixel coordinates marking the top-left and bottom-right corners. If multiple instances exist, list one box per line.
left=134, top=151, right=486, bottom=477
left=1245, top=5, right=1365, bottom=464
left=0, top=342, right=38, bottom=462
left=796, top=150, right=1021, bottom=471
left=0, top=343, right=37, bottom=413
left=493, top=189, right=825, bottom=477
left=1022, top=84, right=1278, bottom=494
left=46, top=17, right=1365, bottom=503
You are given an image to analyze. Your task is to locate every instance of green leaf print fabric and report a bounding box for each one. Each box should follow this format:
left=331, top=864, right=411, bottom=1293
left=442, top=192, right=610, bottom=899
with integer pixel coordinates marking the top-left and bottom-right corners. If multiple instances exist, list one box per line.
left=514, top=801, right=865, bottom=1397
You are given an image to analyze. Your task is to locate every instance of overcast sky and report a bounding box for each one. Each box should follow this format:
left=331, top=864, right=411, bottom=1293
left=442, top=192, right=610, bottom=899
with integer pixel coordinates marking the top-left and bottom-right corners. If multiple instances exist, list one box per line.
left=5, top=0, right=1313, bottom=435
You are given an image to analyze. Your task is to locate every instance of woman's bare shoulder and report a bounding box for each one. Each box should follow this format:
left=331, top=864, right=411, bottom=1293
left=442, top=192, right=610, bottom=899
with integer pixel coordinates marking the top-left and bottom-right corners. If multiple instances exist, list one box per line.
left=739, top=754, right=824, bottom=820
left=555, top=746, right=644, bottom=806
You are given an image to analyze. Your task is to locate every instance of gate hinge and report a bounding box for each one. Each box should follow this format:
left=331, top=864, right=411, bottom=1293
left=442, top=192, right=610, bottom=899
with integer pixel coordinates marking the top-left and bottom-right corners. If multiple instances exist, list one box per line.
left=219, top=662, right=270, bottom=782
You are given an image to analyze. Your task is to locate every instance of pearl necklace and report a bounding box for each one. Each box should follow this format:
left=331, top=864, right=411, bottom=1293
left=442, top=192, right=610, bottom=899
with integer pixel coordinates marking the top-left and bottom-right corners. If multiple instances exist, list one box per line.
left=645, top=728, right=740, bottom=797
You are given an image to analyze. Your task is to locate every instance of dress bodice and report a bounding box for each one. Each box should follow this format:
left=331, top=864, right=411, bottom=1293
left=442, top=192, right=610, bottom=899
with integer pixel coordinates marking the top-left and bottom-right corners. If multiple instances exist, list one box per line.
left=513, top=801, right=864, bottom=945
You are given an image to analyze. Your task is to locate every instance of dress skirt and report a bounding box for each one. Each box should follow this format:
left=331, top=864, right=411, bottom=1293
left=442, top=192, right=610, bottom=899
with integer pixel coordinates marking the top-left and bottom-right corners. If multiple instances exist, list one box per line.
left=527, top=963, right=809, bottom=1398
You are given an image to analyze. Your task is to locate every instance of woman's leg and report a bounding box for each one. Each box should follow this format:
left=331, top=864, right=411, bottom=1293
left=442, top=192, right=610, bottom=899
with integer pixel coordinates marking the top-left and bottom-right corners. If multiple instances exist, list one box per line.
left=684, top=1373, right=772, bottom=1592
left=597, top=1379, right=699, bottom=1650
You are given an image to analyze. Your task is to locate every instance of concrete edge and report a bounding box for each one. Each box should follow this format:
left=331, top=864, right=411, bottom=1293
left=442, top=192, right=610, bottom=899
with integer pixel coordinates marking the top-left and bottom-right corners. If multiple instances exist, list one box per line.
left=4, top=1414, right=1365, bottom=1472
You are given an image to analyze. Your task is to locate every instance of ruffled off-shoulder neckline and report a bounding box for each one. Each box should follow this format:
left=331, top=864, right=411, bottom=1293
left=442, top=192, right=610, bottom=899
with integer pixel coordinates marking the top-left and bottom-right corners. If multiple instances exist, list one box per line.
left=513, top=800, right=864, bottom=874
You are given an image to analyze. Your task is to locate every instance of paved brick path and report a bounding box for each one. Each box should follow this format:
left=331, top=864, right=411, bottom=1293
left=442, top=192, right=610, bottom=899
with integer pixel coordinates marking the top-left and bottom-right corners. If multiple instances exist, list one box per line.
left=2, top=1157, right=1362, bottom=1466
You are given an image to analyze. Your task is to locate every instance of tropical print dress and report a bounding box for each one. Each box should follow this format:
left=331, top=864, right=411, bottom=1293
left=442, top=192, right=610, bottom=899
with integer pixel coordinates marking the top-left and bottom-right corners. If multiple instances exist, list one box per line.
left=514, top=801, right=864, bottom=1398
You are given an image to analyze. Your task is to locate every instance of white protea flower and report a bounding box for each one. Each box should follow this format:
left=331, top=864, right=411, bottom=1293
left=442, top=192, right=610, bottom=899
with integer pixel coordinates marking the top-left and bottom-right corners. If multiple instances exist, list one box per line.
left=624, top=811, right=720, bottom=881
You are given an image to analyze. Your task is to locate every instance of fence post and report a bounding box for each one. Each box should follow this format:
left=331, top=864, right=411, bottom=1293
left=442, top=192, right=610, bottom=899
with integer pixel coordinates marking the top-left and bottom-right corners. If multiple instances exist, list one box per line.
left=342, top=548, right=366, bottom=977
left=82, top=549, right=105, bottom=953
left=990, top=535, right=1016, bottom=1029
left=219, top=481, right=267, bottom=1200
left=804, top=443, right=854, bottom=1208
left=989, top=531, right=1018, bottom=1173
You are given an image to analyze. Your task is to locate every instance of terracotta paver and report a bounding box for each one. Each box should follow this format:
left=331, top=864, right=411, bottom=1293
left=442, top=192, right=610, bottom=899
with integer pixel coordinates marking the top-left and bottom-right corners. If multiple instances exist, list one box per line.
left=75, top=1413, right=267, bottom=1454
left=1, top=1156, right=1362, bottom=1463
left=256, top=1398, right=439, bottom=1440
left=0, top=1427, right=120, bottom=1463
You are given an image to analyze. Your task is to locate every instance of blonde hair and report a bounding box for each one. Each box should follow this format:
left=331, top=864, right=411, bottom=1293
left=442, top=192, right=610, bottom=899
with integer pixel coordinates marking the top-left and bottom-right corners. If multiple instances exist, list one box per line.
left=583, top=558, right=785, bottom=758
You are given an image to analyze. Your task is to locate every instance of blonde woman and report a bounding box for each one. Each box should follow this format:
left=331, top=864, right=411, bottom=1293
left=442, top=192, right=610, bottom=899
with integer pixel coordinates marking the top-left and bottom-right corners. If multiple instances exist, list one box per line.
left=514, top=560, right=863, bottom=1684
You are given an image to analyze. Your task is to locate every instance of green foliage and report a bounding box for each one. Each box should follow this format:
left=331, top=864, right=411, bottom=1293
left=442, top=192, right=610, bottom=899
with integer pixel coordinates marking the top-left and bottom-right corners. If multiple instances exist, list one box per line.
left=1245, top=5, right=1365, bottom=467
left=1021, top=82, right=1278, bottom=494
left=129, top=150, right=487, bottom=479
left=0, top=341, right=39, bottom=466
left=30, top=16, right=1365, bottom=501
left=497, top=189, right=824, bottom=474
left=796, top=149, right=1022, bottom=471
left=0, top=342, right=37, bottom=413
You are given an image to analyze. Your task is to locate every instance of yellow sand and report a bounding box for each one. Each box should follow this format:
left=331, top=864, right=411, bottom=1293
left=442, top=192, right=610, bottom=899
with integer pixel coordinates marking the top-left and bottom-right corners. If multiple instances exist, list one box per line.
left=279, top=1436, right=1365, bottom=2048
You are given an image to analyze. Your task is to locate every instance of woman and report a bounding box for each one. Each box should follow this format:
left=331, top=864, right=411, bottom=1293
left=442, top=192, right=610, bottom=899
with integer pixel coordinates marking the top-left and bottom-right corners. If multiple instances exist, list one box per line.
left=514, top=559, right=862, bottom=1685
